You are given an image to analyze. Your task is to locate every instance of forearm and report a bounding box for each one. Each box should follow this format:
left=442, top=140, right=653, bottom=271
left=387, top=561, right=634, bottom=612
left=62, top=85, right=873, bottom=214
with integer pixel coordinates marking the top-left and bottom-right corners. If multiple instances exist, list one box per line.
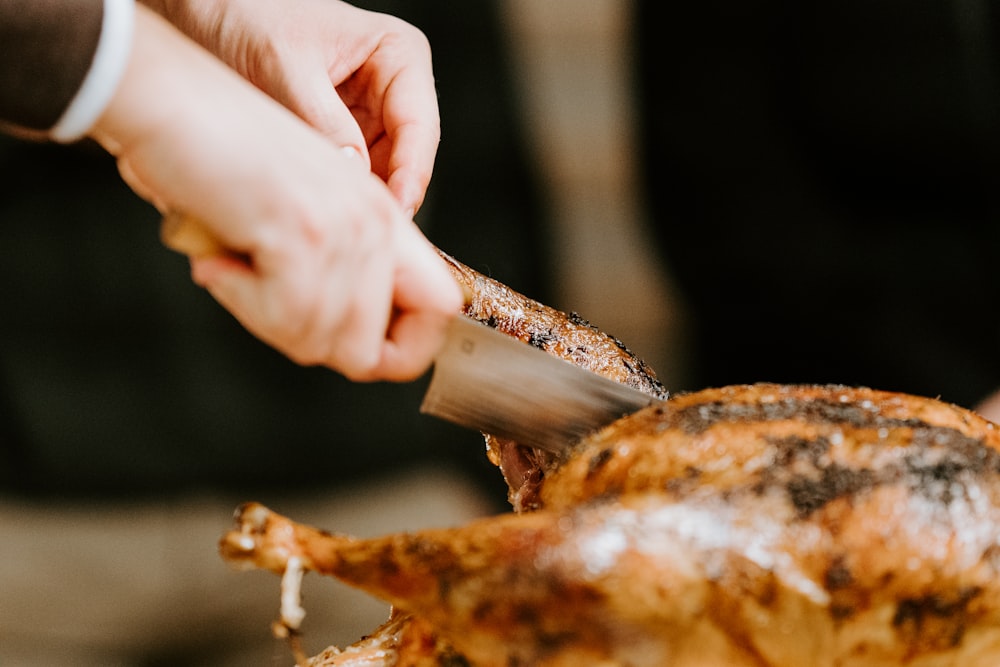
left=136, top=0, right=166, bottom=13
left=89, top=3, right=300, bottom=221
left=137, top=0, right=227, bottom=58
left=90, top=4, right=213, bottom=156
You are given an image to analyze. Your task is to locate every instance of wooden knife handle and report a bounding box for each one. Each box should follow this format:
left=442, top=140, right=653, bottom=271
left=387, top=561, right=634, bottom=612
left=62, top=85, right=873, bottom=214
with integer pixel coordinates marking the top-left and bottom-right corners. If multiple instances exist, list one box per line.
left=160, top=211, right=227, bottom=258
left=160, top=211, right=477, bottom=307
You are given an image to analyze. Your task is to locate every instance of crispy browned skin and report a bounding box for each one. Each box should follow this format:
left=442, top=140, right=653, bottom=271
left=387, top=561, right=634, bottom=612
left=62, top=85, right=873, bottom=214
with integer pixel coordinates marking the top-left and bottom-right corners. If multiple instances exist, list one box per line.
left=222, top=383, right=1000, bottom=667
left=221, top=256, right=672, bottom=666
left=302, top=612, right=450, bottom=667
left=439, top=252, right=668, bottom=511
left=219, top=260, right=1000, bottom=665
left=438, top=251, right=665, bottom=398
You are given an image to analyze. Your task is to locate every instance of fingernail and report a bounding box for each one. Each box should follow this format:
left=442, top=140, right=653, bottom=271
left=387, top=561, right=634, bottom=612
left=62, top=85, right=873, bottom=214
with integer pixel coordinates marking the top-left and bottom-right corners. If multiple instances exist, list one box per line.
left=340, top=145, right=364, bottom=160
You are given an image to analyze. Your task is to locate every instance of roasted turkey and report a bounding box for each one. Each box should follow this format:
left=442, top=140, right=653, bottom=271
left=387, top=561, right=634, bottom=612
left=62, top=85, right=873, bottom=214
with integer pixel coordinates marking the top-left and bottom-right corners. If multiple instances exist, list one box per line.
left=219, top=256, right=1000, bottom=666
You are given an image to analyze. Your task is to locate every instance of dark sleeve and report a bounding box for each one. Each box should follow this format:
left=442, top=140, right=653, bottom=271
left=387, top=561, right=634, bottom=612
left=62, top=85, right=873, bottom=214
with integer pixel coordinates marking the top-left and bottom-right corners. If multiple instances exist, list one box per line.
left=0, top=0, right=105, bottom=131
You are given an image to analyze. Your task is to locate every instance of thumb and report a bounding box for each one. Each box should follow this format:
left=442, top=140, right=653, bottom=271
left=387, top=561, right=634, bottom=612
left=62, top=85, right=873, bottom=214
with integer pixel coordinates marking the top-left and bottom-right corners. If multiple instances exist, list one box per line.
left=274, top=66, right=372, bottom=169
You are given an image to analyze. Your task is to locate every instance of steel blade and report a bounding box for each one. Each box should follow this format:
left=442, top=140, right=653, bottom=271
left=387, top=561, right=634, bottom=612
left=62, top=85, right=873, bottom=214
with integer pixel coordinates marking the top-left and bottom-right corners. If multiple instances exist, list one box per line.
left=420, top=316, right=659, bottom=454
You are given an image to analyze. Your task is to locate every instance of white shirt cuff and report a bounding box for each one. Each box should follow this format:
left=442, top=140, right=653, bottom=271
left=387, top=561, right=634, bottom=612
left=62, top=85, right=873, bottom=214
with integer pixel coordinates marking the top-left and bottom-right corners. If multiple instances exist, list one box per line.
left=50, top=0, right=136, bottom=143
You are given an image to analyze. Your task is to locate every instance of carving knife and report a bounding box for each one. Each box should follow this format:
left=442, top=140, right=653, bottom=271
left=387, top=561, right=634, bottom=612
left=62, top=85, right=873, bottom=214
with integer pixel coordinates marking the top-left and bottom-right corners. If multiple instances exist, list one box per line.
left=160, top=212, right=659, bottom=453
left=420, top=314, right=660, bottom=454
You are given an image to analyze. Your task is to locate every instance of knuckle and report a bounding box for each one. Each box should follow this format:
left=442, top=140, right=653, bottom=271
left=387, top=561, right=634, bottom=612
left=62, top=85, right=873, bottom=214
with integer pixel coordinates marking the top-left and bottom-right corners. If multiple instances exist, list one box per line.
left=379, top=15, right=431, bottom=54
left=335, top=345, right=383, bottom=382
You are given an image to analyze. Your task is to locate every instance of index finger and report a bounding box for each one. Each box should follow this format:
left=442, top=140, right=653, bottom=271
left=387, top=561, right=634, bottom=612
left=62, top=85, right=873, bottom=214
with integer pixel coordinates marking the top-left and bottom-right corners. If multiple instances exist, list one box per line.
left=374, top=46, right=441, bottom=214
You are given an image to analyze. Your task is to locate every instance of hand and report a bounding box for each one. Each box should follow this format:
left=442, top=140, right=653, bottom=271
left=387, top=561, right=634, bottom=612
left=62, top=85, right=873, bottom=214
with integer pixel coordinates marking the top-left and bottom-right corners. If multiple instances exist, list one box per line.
left=143, top=0, right=440, bottom=215
left=92, top=6, right=462, bottom=381
left=975, top=388, right=1000, bottom=424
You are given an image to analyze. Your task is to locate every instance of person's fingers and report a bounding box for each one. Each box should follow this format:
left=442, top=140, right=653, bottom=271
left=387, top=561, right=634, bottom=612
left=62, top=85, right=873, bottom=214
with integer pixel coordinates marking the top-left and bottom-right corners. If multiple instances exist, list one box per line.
left=189, top=234, right=398, bottom=381
left=315, top=245, right=395, bottom=381
left=270, top=61, right=373, bottom=169
left=189, top=253, right=252, bottom=290
left=370, top=223, right=464, bottom=381
left=384, top=94, right=440, bottom=213
left=366, top=34, right=439, bottom=213
left=975, top=388, right=1000, bottom=423
left=188, top=226, right=461, bottom=383
left=376, top=121, right=438, bottom=216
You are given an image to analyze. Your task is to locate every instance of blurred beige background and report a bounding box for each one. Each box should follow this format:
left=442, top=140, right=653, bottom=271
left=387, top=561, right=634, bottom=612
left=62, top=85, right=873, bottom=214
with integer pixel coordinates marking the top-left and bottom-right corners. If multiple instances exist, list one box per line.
left=500, top=0, right=688, bottom=388
left=0, top=468, right=492, bottom=666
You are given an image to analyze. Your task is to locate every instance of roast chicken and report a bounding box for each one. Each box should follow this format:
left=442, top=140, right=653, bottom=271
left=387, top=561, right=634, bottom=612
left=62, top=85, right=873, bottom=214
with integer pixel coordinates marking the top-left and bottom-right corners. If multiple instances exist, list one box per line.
left=220, top=256, right=1000, bottom=666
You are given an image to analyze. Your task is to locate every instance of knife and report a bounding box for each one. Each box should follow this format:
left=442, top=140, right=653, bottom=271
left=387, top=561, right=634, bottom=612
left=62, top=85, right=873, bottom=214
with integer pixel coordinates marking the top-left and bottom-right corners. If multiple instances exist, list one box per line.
left=420, top=314, right=659, bottom=454
left=160, top=212, right=659, bottom=453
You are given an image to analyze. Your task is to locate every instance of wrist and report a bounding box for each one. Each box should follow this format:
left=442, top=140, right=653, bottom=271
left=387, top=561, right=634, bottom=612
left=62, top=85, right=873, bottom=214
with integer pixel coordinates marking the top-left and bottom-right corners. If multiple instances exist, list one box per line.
left=90, top=5, right=178, bottom=152
left=50, top=0, right=136, bottom=142
left=136, top=0, right=168, bottom=15
left=89, top=2, right=325, bottom=224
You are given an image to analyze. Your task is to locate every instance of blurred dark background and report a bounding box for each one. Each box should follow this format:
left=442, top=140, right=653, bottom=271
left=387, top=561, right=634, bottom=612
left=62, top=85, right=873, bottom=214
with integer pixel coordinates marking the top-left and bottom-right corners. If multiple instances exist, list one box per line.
left=634, top=0, right=1000, bottom=407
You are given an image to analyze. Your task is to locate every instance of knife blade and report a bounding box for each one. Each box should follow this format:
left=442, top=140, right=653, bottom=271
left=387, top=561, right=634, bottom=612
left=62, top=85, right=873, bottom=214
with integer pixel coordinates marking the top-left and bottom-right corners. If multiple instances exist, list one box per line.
left=159, top=212, right=660, bottom=452
left=420, top=315, right=661, bottom=454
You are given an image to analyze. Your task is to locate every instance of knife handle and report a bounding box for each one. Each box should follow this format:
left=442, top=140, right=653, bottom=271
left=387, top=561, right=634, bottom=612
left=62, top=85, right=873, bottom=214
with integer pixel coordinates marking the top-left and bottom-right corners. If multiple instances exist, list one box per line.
left=160, top=210, right=476, bottom=306
left=160, top=211, right=228, bottom=259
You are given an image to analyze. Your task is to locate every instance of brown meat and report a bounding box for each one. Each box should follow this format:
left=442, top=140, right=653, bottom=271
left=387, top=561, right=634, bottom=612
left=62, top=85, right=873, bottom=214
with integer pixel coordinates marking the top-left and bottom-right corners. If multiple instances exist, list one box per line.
left=219, top=259, right=1000, bottom=666
left=438, top=252, right=665, bottom=398
left=222, top=384, right=1000, bottom=667
left=439, top=252, right=667, bottom=511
